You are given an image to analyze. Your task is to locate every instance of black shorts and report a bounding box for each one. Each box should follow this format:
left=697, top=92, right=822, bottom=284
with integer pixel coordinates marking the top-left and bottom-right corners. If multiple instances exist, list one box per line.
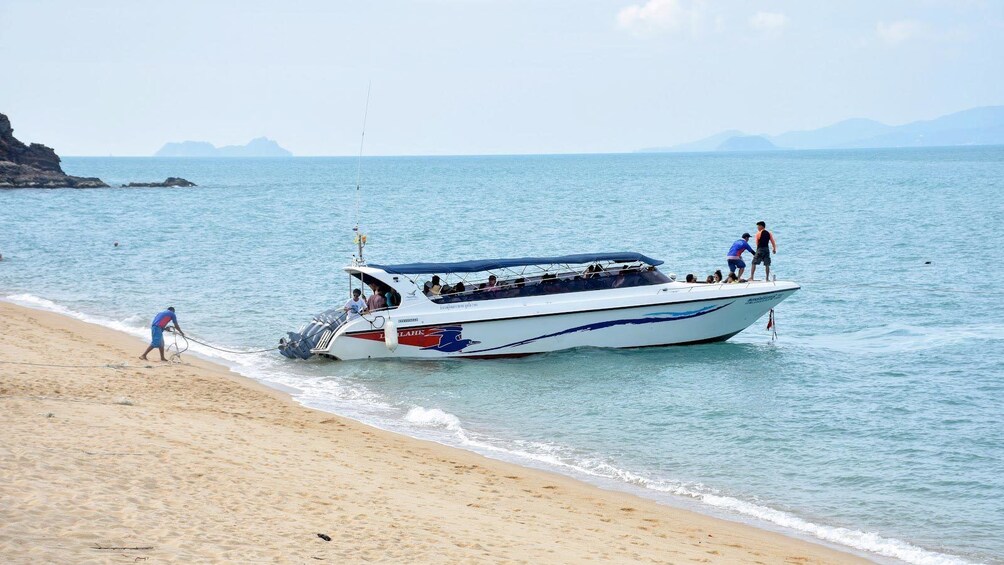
left=752, top=249, right=771, bottom=266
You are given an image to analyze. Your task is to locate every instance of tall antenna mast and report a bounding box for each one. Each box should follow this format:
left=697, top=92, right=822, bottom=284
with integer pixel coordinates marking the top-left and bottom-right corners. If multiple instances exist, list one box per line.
left=353, top=82, right=372, bottom=263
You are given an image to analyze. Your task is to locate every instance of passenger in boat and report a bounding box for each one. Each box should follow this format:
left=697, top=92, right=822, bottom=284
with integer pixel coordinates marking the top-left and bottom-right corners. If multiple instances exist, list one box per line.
left=429, top=275, right=443, bottom=296
left=726, top=232, right=755, bottom=280
left=613, top=266, right=637, bottom=288
left=705, top=275, right=715, bottom=283
left=725, top=273, right=739, bottom=283
left=485, top=275, right=500, bottom=291
left=713, top=270, right=723, bottom=283
left=749, top=221, right=778, bottom=281
left=384, top=287, right=400, bottom=308
left=344, top=288, right=367, bottom=320
left=685, top=274, right=697, bottom=283
left=366, top=282, right=385, bottom=311
left=454, top=281, right=466, bottom=293
left=641, top=266, right=664, bottom=284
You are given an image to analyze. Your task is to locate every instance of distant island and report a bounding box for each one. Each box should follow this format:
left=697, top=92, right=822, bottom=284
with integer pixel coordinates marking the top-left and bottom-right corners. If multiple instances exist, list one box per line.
left=155, top=137, right=292, bottom=157
left=639, top=105, right=1004, bottom=153
left=0, top=112, right=108, bottom=188
left=716, top=135, right=776, bottom=152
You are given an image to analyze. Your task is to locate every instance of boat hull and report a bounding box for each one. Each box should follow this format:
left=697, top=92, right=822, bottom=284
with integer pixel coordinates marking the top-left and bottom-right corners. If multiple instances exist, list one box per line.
left=321, top=284, right=797, bottom=360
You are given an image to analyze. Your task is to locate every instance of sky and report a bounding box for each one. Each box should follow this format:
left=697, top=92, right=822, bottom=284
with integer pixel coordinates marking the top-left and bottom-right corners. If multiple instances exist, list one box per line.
left=1, top=0, right=1002, bottom=156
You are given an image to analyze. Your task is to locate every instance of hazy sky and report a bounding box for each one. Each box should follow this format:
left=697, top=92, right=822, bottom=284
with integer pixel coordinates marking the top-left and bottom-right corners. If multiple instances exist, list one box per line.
left=2, top=0, right=1002, bottom=156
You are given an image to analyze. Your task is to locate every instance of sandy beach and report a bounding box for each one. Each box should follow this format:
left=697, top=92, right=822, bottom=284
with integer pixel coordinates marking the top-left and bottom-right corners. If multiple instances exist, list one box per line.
left=0, top=300, right=869, bottom=564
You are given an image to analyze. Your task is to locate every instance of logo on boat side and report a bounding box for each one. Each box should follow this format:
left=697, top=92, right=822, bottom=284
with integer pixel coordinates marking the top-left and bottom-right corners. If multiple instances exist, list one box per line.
left=347, top=325, right=481, bottom=353
left=420, top=326, right=481, bottom=353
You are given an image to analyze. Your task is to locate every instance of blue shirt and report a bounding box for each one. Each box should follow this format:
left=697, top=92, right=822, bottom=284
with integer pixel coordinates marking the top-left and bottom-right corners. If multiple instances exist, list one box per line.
left=152, top=310, right=177, bottom=328
left=727, top=239, right=754, bottom=258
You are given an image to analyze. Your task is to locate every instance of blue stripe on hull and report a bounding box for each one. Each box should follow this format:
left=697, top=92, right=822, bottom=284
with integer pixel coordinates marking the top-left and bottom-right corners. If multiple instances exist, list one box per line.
left=464, top=302, right=732, bottom=354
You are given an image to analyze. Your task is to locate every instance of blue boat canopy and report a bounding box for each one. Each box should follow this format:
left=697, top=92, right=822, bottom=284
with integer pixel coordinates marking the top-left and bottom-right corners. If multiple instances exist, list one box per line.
left=369, top=252, right=663, bottom=275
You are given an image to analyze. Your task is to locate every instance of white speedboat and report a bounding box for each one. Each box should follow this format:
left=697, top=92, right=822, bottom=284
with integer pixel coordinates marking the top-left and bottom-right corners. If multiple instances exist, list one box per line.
left=279, top=252, right=799, bottom=360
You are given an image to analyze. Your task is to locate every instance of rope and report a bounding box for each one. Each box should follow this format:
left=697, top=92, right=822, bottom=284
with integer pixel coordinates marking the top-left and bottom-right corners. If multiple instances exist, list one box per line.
left=167, top=330, right=277, bottom=357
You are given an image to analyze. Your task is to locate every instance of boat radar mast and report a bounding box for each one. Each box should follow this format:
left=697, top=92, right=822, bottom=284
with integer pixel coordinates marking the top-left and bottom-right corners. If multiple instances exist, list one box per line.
left=351, top=82, right=372, bottom=266
left=353, top=227, right=367, bottom=265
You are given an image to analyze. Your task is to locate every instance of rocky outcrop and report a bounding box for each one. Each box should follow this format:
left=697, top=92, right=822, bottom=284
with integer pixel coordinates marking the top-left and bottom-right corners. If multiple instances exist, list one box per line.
left=120, top=177, right=197, bottom=188
left=0, top=113, right=108, bottom=188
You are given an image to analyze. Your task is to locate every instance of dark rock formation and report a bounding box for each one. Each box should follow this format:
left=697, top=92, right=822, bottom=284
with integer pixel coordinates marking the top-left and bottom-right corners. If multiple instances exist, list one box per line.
left=0, top=113, right=108, bottom=188
left=120, top=177, right=197, bottom=188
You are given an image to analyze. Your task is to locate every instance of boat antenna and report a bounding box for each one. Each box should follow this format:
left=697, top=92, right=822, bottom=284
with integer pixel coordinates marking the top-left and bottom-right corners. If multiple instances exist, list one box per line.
left=353, top=81, right=371, bottom=263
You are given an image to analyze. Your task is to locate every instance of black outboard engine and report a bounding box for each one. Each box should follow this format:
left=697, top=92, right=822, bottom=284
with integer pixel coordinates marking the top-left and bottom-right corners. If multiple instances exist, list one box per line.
left=278, top=308, right=347, bottom=359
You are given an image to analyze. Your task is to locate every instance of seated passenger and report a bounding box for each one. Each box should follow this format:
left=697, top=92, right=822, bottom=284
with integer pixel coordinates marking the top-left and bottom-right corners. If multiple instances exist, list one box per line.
left=454, top=281, right=466, bottom=293
left=613, top=269, right=629, bottom=288
left=384, top=288, right=400, bottom=307
left=725, top=273, right=739, bottom=283
left=514, top=277, right=526, bottom=288
left=366, top=282, right=386, bottom=311
left=685, top=274, right=697, bottom=283
left=429, top=275, right=443, bottom=296
left=713, top=270, right=723, bottom=283
left=485, top=274, right=500, bottom=291
left=705, top=275, right=715, bottom=283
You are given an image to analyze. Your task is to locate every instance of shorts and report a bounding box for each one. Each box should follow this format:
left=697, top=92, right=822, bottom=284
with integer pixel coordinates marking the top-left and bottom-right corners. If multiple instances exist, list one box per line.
left=727, top=258, right=745, bottom=273
left=752, top=249, right=771, bottom=266
left=151, top=325, right=164, bottom=347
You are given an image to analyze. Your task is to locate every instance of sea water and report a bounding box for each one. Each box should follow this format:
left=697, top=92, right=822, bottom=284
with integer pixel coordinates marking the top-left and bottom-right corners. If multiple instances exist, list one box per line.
left=1, top=148, right=1002, bottom=564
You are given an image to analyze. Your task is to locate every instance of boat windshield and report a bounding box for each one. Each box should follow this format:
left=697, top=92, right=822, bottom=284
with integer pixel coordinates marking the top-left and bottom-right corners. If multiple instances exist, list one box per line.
left=420, top=261, right=671, bottom=303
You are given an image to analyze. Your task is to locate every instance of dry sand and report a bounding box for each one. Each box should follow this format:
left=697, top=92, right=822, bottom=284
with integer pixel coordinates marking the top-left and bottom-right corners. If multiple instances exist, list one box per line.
left=0, top=300, right=871, bottom=563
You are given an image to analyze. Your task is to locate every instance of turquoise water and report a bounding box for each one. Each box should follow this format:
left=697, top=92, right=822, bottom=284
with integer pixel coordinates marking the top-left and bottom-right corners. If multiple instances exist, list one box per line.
left=2, top=149, right=1002, bottom=564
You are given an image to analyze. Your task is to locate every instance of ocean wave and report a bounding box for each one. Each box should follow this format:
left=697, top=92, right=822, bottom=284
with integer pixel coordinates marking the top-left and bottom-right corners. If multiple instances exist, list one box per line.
left=5, top=293, right=149, bottom=339
left=404, top=406, right=463, bottom=431
left=790, top=322, right=1004, bottom=354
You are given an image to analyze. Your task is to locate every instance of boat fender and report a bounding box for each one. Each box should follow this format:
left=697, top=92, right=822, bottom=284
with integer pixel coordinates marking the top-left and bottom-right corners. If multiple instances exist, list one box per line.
left=384, top=319, right=399, bottom=351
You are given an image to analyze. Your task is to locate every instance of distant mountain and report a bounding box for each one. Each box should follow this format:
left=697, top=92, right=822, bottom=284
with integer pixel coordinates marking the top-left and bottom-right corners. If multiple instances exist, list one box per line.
left=771, top=118, right=894, bottom=149
left=841, top=106, right=1004, bottom=148
left=717, top=135, right=776, bottom=152
left=640, top=105, right=1004, bottom=153
left=155, top=137, right=292, bottom=157
left=638, top=129, right=744, bottom=153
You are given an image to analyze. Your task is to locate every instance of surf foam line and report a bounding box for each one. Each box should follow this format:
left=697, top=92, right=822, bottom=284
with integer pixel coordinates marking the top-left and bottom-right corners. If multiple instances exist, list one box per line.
left=399, top=402, right=976, bottom=565
left=3, top=293, right=978, bottom=565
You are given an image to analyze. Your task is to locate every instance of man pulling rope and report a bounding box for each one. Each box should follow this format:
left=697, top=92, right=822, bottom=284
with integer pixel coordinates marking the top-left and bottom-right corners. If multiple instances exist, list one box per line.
left=140, top=307, right=184, bottom=362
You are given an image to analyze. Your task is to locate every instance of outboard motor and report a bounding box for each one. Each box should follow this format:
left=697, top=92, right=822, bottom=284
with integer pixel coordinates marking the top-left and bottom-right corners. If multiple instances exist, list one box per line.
left=278, top=308, right=347, bottom=359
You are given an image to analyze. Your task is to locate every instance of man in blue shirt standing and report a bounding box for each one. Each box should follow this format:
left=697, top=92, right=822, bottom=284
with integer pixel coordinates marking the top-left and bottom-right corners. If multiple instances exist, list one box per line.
left=140, top=306, right=184, bottom=361
left=726, top=233, right=755, bottom=280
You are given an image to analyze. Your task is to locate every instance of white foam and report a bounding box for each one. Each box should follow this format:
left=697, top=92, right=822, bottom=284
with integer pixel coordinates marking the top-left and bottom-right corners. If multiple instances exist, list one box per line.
left=6, top=293, right=149, bottom=339
left=404, top=406, right=463, bottom=431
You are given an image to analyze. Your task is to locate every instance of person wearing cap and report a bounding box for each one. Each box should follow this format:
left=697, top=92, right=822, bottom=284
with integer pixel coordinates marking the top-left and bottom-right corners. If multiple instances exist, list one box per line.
left=726, top=233, right=755, bottom=280
left=140, top=306, right=184, bottom=361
